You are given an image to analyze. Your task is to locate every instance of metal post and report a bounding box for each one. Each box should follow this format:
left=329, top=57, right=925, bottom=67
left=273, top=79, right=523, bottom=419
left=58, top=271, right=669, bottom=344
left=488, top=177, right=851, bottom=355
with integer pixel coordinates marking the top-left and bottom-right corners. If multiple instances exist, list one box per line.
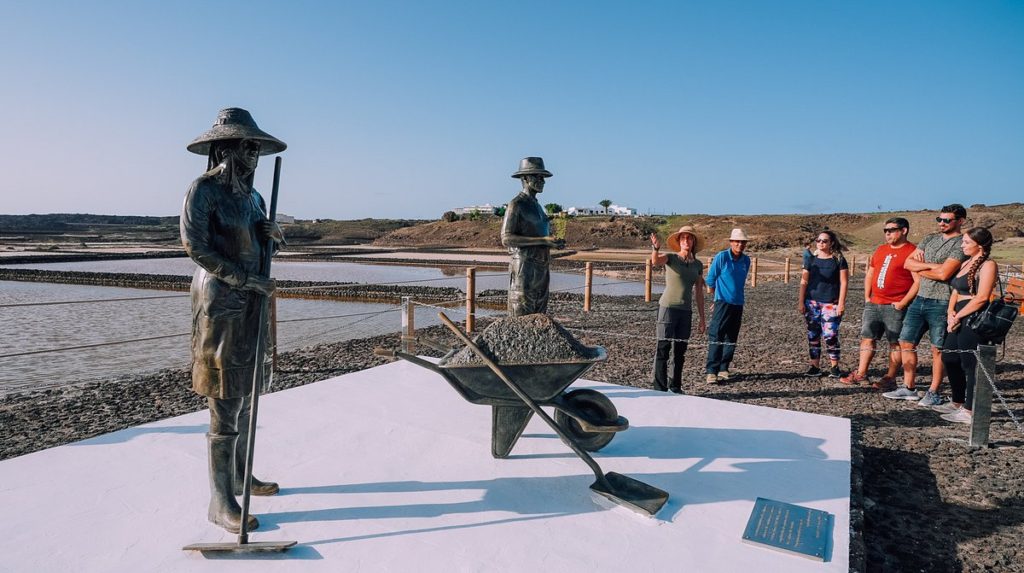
left=751, top=257, right=758, bottom=287
left=969, top=344, right=997, bottom=448
left=401, top=296, right=415, bottom=354
left=584, top=262, right=593, bottom=312
left=466, top=267, right=476, bottom=333
left=644, top=259, right=652, bottom=303
left=784, top=257, right=791, bottom=284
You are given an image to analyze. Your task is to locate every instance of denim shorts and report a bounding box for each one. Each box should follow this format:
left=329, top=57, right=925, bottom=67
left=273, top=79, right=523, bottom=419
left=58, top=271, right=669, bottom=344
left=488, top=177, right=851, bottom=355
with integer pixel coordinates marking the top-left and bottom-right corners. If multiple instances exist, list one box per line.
left=898, top=297, right=948, bottom=348
left=860, top=302, right=905, bottom=343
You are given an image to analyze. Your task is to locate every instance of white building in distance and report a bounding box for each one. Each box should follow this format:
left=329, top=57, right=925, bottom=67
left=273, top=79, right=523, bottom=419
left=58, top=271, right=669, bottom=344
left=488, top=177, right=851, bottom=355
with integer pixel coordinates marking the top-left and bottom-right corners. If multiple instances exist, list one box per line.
left=566, top=204, right=637, bottom=216
left=453, top=203, right=501, bottom=215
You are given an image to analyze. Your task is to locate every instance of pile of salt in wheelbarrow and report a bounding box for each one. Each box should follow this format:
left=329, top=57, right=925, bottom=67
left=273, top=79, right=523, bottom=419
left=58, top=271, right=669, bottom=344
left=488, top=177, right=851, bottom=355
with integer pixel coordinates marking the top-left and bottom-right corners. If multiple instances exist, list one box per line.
left=376, top=312, right=669, bottom=517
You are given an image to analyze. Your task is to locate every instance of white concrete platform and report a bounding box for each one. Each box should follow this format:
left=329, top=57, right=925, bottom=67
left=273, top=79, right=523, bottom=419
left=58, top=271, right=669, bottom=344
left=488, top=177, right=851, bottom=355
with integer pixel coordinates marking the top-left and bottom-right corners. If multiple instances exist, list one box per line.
left=0, top=360, right=850, bottom=572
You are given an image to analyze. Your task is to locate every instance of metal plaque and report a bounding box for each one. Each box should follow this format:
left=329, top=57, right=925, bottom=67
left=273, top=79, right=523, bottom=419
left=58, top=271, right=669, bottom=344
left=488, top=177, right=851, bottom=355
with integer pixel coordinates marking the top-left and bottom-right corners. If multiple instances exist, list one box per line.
left=741, top=497, right=832, bottom=561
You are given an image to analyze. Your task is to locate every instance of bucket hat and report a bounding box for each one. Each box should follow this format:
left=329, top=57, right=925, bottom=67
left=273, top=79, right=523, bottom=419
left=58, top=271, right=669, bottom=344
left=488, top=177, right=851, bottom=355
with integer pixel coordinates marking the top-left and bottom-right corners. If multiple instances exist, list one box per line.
left=511, top=157, right=553, bottom=178
left=729, top=228, right=750, bottom=242
left=666, top=225, right=704, bottom=254
left=187, top=108, right=287, bottom=156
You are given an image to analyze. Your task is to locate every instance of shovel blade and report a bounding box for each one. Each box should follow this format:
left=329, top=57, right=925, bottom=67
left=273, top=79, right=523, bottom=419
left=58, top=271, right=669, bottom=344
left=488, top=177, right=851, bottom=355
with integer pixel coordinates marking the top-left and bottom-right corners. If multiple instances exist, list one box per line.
left=590, top=472, right=669, bottom=517
left=182, top=540, right=297, bottom=553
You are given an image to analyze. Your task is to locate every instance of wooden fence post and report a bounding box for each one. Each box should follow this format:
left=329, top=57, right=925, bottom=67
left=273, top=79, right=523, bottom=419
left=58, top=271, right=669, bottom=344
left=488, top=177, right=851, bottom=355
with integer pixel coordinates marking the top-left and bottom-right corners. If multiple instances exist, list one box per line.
left=850, top=255, right=856, bottom=278
left=751, top=257, right=758, bottom=287
left=644, top=259, right=653, bottom=302
left=784, top=257, right=791, bottom=284
left=466, top=267, right=476, bottom=333
left=270, top=293, right=278, bottom=370
left=584, top=262, right=593, bottom=312
left=706, top=257, right=713, bottom=293
left=401, top=296, right=415, bottom=353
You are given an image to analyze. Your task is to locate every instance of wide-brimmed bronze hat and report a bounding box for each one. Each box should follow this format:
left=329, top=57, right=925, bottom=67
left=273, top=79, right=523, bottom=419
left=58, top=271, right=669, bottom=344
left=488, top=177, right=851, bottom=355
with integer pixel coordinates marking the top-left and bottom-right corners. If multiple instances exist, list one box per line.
left=667, top=225, right=703, bottom=254
left=187, top=108, right=287, bottom=156
left=511, top=156, right=553, bottom=178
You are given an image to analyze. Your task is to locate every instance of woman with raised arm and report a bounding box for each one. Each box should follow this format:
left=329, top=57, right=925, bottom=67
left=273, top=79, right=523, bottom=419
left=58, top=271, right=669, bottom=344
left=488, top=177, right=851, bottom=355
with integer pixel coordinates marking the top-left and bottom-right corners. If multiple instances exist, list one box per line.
left=649, top=226, right=706, bottom=393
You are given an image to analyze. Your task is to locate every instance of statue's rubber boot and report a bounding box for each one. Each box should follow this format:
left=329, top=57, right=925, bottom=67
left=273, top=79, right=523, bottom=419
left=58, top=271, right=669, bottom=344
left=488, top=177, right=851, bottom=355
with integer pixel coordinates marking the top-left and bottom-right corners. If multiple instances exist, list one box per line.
left=207, top=433, right=259, bottom=533
left=233, top=418, right=280, bottom=497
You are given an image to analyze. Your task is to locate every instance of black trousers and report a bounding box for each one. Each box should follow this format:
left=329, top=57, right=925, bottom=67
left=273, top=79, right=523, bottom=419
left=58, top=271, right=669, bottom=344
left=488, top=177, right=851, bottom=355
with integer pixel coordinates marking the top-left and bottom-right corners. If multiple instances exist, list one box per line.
left=653, top=306, right=692, bottom=391
left=941, top=300, right=990, bottom=409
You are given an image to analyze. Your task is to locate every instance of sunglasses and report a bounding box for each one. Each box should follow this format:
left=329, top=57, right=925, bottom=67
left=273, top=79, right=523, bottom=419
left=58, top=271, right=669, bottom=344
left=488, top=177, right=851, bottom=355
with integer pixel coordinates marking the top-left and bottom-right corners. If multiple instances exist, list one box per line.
left=935, top=217, right=956, bottom=224
left=815, top=238, right=830, bottom=243
left=883, top=227, right=902, bottom=233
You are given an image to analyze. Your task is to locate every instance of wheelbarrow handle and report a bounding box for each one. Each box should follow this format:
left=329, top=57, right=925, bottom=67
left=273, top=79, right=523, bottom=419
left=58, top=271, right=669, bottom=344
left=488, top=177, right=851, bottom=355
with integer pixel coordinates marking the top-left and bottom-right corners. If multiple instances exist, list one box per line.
left=375, top=346, right=445, bottom=374
left=436, top=312, right=611, bottom=488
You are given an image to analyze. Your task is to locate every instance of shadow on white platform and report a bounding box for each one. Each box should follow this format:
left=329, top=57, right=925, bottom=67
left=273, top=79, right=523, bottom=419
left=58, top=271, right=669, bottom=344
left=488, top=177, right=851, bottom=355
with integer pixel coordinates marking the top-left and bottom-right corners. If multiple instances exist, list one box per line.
left=0, top=360, right=850, bottom=572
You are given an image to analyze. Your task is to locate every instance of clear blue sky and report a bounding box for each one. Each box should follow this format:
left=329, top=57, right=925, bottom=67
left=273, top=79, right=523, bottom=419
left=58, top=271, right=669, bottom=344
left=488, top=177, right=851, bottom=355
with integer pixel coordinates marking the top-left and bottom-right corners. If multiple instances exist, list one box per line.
left=1, top=1, right=1021, bottom=219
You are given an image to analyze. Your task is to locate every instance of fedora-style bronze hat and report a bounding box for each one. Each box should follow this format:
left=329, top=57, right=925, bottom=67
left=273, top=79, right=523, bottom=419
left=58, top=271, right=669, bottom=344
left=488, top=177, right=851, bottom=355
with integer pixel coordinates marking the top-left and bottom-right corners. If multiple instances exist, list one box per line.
left=511, top=157, right=553, bottom=178
left=187, top=108, right=287, bottom=156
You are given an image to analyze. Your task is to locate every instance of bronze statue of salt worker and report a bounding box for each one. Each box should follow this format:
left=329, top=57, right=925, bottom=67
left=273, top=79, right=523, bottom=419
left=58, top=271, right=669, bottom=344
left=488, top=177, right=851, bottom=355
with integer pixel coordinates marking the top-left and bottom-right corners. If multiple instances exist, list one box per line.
left=181, top=108, right=286, bottom=533
left=501, top=157, right=564, bottom=316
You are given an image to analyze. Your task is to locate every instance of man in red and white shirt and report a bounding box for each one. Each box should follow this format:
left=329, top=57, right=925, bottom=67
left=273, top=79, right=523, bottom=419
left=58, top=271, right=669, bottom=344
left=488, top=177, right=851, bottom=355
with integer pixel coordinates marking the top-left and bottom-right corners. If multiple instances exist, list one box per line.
left=841, top=217, right=920, bottom=387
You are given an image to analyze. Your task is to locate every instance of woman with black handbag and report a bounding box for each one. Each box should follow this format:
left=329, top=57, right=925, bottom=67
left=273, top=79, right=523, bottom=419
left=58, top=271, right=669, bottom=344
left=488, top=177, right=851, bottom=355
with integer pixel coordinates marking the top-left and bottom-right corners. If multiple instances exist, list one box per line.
left=936, top=227, right=998, bottom=424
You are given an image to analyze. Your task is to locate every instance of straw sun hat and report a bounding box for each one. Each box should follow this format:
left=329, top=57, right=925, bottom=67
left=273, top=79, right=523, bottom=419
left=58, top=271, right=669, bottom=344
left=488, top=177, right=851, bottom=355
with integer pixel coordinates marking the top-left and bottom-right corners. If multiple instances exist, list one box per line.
left=666, top=225, right=703, bottom=254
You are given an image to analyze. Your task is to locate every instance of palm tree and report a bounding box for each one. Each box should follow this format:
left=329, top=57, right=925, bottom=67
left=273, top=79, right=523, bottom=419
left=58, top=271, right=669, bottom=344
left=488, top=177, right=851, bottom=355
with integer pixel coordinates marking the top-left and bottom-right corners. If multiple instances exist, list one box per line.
left=599, top=199, right=612, bottom=214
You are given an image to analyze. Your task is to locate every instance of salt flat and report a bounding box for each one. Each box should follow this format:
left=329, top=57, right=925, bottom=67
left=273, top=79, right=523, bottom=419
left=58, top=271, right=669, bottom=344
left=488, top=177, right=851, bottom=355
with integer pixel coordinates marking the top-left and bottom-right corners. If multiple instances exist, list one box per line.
left=0, top=359, right=850, bottom=572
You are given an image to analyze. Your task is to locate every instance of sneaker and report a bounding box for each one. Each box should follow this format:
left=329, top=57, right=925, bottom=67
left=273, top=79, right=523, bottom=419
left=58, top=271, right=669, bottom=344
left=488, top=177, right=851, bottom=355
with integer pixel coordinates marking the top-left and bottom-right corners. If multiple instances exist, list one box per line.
left=871, top=376, right=898, bottom=392
left=932, top=402, right=961, bottom=414
left=828, top=366, right=842, bottom=378
left=805, top=366, right=823, bottom=377
left=882, top=386, right=921, bottom=400
left=669, top=387, right=683, bottom=394
left=717, top=371, right=731, bottom=381
left=940, top=408, right=973, bottom=424
left=840, top=371, right=867, bottom=385
left=917, top=391, right=942, bottom=407
left=706, top=373, right=719, bottom=384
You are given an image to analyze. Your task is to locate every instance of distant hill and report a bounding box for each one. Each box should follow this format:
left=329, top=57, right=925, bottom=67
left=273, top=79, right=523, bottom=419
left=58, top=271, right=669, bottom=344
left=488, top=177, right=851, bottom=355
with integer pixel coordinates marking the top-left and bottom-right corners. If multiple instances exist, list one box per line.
left=3, top=205, right=1022, bottom=261
left=0, top=213, right=178, bottom=232
left=372, top=203, right=1024, bottom=260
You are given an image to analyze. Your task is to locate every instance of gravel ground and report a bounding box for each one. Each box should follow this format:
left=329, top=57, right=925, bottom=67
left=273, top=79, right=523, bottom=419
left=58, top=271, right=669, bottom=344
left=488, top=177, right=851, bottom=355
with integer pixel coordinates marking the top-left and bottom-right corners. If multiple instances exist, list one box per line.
left=2, top=281, right=1022, bottom=572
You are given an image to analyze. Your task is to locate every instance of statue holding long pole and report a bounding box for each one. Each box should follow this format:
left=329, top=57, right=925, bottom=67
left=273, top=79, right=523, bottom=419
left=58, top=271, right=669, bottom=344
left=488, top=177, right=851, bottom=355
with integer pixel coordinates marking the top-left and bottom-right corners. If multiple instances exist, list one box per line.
left=179, top=108, right=287, bottom=538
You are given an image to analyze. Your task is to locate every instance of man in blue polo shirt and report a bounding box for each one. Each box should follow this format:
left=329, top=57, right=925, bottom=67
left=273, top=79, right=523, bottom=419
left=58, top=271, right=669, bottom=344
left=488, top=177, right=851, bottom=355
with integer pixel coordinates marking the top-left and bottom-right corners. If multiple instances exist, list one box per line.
left=704, top=228, right=751, bottom=383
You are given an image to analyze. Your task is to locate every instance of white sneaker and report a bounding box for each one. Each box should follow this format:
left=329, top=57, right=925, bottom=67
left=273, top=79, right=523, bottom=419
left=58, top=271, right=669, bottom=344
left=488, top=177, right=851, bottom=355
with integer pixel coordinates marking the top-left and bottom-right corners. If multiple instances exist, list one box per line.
left=940, top=408, right=973, bottom=424
left=932, top=402, right=960, bottom=414
left=882, top=386, right=921, bottom=400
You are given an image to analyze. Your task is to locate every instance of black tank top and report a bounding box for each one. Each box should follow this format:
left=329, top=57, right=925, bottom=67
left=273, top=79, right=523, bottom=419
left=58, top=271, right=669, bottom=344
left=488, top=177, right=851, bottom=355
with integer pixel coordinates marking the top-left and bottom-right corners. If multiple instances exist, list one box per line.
left=950, top=272, right=973, bottom=296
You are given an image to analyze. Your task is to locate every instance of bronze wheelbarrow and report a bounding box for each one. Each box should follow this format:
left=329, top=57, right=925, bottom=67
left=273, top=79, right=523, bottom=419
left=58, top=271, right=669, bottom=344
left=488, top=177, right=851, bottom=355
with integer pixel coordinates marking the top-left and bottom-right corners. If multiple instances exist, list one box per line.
left=375, top=313, right=669, bottom=516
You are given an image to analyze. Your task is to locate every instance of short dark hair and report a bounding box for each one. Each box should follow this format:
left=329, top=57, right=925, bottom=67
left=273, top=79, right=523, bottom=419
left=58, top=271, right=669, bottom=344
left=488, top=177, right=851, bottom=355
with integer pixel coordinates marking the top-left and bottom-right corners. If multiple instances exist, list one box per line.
left=940, top=203, right=967, bottom=219
left=885, top=217, right=909, bottom=230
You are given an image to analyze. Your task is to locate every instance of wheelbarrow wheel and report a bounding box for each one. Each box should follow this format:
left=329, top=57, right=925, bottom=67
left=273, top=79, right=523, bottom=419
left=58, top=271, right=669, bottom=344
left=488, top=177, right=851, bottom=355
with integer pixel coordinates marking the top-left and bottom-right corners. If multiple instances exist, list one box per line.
left=555, top=389, right=617, bottom=452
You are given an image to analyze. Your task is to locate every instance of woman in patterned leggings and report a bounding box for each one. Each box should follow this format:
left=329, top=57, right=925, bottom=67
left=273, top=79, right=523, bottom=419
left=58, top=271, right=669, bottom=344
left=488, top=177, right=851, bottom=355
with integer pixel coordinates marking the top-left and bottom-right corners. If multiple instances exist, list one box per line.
left=798, top=230, right=850, bottom=378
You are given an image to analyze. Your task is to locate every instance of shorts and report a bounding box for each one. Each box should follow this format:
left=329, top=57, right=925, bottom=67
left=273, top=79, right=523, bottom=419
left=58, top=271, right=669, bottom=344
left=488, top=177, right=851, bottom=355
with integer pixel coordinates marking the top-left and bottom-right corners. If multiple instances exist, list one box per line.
left=860, top=302, right=906, bottom=343
left=898, top=297, right=948, bottom=348
left=656, top=306, right=692, bottom=342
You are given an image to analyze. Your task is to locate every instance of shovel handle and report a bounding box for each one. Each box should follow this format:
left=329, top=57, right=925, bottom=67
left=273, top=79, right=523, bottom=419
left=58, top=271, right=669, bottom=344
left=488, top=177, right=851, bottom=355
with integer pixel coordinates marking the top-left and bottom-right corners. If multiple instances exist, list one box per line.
left=436, top=312, right=610, bottom=487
